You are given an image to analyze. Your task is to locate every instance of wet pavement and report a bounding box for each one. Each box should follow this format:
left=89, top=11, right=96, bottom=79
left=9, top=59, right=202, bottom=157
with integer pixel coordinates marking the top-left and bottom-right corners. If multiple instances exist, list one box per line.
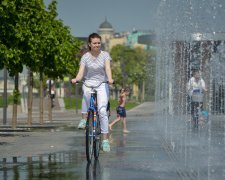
left=0, top=102, right=225, bottom=180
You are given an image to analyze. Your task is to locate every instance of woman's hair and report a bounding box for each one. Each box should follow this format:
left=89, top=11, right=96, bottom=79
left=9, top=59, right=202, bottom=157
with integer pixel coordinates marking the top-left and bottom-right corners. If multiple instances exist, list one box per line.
left=192, top=69, right=200, bottom=76
left=87, top=33, right=102, bottom=50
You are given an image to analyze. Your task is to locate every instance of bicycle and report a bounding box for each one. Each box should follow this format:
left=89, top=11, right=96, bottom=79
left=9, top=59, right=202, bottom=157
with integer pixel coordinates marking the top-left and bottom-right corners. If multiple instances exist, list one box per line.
left=74, top=80, right=111, bottom=162
left=191, top=89, right=204, bottom=128
left=192, top=102, right=202, bottom=128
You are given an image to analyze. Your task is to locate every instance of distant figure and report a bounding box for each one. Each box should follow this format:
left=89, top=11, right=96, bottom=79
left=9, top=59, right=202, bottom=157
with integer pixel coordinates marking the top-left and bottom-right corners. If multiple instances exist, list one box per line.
left=187, top=71, right=207, bottom=126
left=109, top=87, right=130, bottom=133
left=46, top=80, right=55, bottom=107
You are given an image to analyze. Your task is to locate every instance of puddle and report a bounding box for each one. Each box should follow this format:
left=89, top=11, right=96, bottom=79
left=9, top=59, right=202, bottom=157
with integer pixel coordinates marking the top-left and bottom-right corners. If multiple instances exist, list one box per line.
left=0, top=151, right=88, bottom=180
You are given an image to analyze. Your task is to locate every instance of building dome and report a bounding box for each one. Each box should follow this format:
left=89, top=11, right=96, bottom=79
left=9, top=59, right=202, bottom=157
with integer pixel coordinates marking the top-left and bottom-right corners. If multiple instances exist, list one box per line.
left=99, top=19, right=113, bottom=29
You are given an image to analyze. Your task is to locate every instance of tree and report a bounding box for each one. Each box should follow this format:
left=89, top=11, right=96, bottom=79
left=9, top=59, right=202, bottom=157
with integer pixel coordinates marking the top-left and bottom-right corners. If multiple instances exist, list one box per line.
left=0, top=0, right=82, bottom=127
left=0, top=0, right=32, bottom=128
left=110, top=45, right=147, bottom=86
left=110, top=45, right=155, bottom=101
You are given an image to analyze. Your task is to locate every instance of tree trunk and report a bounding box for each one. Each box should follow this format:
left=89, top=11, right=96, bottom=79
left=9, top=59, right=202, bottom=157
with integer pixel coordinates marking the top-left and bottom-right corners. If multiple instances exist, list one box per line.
left=3, top=68, right=7, bottom=125
left=39, top=68, right=44, bottom=125
left=48, top=79, right=52, bottom=122
left=27, top=70, right=33, bottom=126
left=142, top=81, right=145, bottom=103
left=12, top=74, right=19, bottom=129
left=69, top=74, right=71, bottom=109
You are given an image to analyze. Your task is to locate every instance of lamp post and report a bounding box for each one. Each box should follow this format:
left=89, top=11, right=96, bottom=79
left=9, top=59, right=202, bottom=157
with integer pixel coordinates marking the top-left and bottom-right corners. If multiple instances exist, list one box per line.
left=3, top=68, right=7, bottom=125
left=122, top=49, right=134, bottom=88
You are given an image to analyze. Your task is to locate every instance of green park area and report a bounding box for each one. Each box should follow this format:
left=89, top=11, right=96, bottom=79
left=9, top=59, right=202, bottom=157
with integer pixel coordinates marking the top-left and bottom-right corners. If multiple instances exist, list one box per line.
left=63, top=97, right=139, bottom=110
left=0, top=95, right=18, bottom=107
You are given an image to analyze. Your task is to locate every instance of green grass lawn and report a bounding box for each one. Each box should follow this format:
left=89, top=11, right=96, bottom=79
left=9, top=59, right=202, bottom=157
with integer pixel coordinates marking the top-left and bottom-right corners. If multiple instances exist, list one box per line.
left=0, top=95, right=14, bottom=107
left=63, top=97, right=139, bottom=110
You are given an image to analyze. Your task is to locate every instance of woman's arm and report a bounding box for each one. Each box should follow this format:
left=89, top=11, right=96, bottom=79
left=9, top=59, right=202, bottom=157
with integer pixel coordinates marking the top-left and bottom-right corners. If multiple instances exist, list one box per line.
left=201, top=79, right=208, bottom=92
left=105, top=60, right=114, bottom=84
left=187, top=78, right=192, bottom=91
left=203, top=87, right=208, bottom=92
left=71, top=64, right=85, bottom=83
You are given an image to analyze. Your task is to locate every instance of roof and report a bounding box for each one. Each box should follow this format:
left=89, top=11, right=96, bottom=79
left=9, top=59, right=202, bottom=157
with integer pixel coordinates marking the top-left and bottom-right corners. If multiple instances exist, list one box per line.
left=99, top=19, right=113, bottom=29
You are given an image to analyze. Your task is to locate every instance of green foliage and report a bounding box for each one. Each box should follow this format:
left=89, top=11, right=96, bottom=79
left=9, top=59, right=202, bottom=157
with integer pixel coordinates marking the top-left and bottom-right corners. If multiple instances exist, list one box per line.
left=13, top=89, right=21, bottom=100
left=63, top=97, right=82, bottom=110
left=0, top=94, right=20, bottom=107
left=110, top=45, right=156, bottom=85
left=109, top=99, right=139, bottom=110
left=110, top=45, right=152, bottom=87
left=0, top=0, right=82, bottom=77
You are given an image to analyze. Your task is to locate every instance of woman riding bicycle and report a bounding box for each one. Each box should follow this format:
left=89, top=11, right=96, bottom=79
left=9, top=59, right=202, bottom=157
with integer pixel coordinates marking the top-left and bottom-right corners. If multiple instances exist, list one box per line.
left=71, top=33, right=114, bottom=152
left=187, top=70, right=207, bottom=127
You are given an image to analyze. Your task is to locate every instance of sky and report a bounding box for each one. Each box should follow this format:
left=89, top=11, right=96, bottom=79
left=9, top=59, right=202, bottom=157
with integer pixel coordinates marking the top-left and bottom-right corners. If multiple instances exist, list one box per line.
left=43, top=0, right=160, bottom=37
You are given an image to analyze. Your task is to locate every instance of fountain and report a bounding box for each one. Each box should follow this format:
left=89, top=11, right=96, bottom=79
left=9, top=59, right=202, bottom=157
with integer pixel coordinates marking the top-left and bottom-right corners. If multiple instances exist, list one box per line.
left=155, top=0, right=225, bottom=117
left=154, top=0, right=225, bottom=179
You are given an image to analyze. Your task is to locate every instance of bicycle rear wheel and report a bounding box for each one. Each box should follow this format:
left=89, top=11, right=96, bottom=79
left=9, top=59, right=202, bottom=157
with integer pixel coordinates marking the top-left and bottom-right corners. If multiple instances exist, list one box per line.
left=94, top=115, right=101, bottom=159
left=86, top=110, right=94, bottom=162
left=193, top=110, right=199, bottom=128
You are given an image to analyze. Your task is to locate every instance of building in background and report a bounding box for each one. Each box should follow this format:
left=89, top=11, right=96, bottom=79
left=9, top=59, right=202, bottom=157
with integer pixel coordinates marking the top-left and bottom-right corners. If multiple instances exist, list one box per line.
left=98, top=18, right=114, bottom=51
left=97, top=18, right=155, bottom=52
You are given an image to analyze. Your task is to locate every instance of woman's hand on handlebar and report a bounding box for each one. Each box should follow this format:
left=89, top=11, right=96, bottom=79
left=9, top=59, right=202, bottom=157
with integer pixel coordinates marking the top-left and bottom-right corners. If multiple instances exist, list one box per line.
left=71, top=78, right=79, bottom=84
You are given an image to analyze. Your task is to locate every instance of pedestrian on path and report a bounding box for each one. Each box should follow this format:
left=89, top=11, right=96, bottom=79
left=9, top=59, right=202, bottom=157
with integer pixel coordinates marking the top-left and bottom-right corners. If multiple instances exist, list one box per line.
left=71, top=33, right=114, bottom=152
left=109, top=87, right=130, bottom=133
left=46, top=79, right=56, bottom=107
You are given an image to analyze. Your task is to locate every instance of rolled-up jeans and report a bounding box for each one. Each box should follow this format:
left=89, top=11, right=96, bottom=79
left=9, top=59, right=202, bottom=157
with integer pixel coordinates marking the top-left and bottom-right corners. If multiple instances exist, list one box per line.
left=81, top=80, right=109, bottom=134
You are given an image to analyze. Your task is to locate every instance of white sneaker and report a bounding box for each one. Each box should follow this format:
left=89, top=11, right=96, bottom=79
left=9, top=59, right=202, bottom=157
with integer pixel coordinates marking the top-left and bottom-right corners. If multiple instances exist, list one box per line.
left=102, top=139, right=110, bottom=152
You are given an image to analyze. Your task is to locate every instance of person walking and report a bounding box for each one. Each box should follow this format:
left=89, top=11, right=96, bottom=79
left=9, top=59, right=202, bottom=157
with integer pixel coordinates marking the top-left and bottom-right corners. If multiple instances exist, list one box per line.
left=71, top=33, right=114, bottom=152
left=46, top=80, right=56, bottom=107
left=109, top=87, right=130, bottom=133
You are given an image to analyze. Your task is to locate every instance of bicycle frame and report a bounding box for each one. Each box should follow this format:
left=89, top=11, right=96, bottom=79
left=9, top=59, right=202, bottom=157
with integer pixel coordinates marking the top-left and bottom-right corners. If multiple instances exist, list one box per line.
left=87, top=88, right=98, bottom=140
left=77, top=80, right=108, bottom=139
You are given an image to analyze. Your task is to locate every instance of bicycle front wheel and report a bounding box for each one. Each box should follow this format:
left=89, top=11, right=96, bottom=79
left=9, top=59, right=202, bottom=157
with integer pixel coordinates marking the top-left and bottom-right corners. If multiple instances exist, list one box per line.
left=86, top=110, right=94, bottom=162
left=94, top=115, right=101, bottom=159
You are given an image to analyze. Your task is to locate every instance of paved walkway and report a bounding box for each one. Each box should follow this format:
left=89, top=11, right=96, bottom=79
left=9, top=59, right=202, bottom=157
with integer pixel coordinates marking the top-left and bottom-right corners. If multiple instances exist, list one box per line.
left=1, top=101, right=225, bottom=179
left=0, top=99, right=154, bottom=129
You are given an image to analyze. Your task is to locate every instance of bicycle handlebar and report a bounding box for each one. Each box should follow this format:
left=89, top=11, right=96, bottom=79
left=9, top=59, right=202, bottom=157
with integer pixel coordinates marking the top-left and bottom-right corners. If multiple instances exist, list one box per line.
left=71, top=80, right=115, bottom=88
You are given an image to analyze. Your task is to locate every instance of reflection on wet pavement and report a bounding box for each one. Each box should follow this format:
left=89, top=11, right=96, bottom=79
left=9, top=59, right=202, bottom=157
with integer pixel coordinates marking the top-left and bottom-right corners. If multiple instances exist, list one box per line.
left=1, top=115, right=225, bottom=179
left=86, top=160, right=101, bottom=180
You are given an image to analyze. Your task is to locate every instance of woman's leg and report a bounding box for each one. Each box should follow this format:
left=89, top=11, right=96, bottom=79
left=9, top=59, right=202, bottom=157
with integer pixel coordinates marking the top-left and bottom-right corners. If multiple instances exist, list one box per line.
left=97, top=84, right=109, bottom=140
left=81, top=84, right=91, bottom=115
left=78, top=85, right=90, bottom=129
